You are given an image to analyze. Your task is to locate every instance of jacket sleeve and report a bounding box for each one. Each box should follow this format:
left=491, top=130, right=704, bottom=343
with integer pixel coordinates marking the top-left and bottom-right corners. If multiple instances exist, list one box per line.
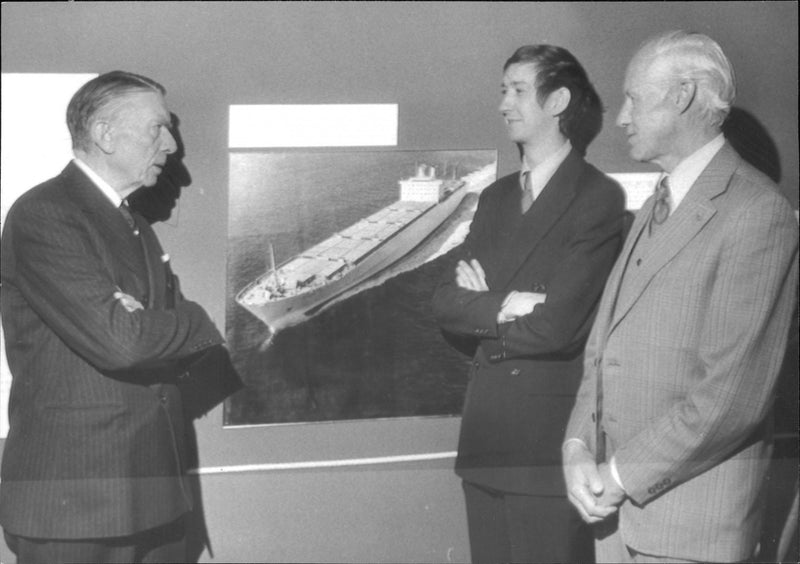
left=431, top=187, right=509, bottom=338
left=3, top=196, right=224, bottom=373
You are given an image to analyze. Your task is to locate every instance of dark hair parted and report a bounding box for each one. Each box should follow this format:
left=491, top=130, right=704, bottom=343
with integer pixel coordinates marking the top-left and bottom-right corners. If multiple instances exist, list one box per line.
left=67, top=71, right=166, bottom=153
left=505, top=45, right=603, bottom=156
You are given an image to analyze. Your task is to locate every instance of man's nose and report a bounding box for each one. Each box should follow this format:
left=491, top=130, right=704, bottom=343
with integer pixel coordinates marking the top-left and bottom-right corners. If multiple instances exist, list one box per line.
left=499, top=91, right=513, bottom=114
left=616, top=103, right=630, bottom=128
left=163, top=129, right=178, bottom=154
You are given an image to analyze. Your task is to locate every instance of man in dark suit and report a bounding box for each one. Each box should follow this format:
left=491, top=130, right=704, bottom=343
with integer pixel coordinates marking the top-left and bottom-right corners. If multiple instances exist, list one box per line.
left=563, top=31, right=798, bottom=563
left=432, top=45, right=626, bottom=563
left=0, top=71, right=233, bottom=563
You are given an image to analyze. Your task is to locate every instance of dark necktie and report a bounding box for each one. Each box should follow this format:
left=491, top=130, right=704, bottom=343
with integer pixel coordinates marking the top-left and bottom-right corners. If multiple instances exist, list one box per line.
left=520, top=171, right=534, bottom=214
left=649, top=175, right=671, bottom=235
left=119, top=201, right=139, bottom=235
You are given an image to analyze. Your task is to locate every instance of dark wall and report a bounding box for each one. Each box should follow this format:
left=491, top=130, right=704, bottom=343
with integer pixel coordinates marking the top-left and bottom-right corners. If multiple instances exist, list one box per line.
left=2, top=3, right=797, bottom=562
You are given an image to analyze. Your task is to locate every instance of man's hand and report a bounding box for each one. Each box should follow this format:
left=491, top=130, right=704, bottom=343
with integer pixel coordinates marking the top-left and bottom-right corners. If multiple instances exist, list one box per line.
left=455, top=259, right=489, bottom=291
left=497, top=291, right=546, bottom=323
left=563, top=440, right=619, bottom=524
left=114, top=290, right=144, bottom=312
left=597, top=462, right=627, bottom=507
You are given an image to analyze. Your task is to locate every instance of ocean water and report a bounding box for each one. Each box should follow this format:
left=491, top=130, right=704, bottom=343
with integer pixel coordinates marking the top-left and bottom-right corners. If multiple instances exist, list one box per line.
left=225, top=149, right=496, bottom=426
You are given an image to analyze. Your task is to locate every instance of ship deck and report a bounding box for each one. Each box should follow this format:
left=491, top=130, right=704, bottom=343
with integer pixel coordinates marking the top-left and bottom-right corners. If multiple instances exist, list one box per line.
left=258, top=199, right=437, bottom=294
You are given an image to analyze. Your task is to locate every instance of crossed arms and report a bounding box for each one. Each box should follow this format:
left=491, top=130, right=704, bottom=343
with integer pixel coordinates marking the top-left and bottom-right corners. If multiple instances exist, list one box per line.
left=454, top=258, right=546, bottom=323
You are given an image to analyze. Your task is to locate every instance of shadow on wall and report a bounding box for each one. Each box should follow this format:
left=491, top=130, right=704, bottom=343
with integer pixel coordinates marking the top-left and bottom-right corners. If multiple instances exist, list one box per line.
left=723, top=106, right=782, bottom=184
left=127, top=113, right=192, bottom=224
left=126, top=115, right=212, bottom=562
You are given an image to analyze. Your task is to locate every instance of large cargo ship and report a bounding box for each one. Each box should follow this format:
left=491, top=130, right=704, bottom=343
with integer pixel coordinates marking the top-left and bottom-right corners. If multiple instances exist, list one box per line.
left=236, top=164, right=470, bottom=332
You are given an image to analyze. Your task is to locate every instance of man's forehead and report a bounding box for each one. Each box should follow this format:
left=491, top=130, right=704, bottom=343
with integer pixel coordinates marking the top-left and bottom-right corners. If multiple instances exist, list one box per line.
left=113, top=90, right=169, bottom=119
left=502, top=62, right=539, bottom=84
left=625, top=54, right=670, bottom=90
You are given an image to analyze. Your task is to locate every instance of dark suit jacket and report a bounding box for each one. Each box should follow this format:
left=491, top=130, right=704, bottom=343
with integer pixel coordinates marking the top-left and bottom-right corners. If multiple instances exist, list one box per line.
left=0, top=162, right=228, bottom=539
left=432, top=150, right=626, bottom=495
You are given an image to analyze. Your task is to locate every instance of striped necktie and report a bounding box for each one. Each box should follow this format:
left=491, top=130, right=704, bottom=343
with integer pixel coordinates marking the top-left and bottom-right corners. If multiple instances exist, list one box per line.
left=119, top=201, right=139, bottom=235
left=520, top=171, right=534, bottom=214
left=648, top=174, right=671, bottom=236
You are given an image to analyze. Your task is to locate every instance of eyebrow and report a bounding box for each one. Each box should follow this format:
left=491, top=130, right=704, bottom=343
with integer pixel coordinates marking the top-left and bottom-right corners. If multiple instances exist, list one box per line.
left=502, top=80, right=533, bottom=88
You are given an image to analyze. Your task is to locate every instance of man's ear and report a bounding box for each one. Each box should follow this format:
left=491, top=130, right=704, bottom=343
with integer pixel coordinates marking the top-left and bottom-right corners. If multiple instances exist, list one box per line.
left=675, top=79, right=697, bottom=115
left=91, top=120, right=115, bottom=154
left=546, top=86, right=571, bottom=117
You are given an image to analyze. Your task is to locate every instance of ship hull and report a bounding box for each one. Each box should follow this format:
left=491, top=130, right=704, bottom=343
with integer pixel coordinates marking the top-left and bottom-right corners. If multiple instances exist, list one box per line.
left=236, top=185, right=467, bottom=332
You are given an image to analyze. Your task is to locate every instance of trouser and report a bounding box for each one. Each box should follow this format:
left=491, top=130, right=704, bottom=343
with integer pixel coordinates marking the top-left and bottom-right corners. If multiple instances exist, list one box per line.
left=3, top=516, right=186, bottom=564
left=462, top=480, right=593, bottom=564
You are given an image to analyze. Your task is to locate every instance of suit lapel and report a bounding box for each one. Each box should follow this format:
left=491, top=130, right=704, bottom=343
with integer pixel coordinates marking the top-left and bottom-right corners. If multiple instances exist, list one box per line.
left=494, top=151, right=583, bottom=287
left=607, top=144, right=738, bottom=334
left=61, top=163, right=157, bottom=306
left=135, top=215, right=167, bottom=309
left=592, top=197, right=652, bottom=344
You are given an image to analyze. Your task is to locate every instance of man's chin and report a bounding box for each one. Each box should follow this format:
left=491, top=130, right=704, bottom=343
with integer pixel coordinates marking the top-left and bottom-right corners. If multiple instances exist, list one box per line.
left=142, top=173, right=161, bottom=187
left=628, top=147, right=648, bottom=163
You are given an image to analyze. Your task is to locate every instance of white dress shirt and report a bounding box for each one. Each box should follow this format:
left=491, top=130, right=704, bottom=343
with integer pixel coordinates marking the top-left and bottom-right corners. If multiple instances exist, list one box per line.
left=519, top=140, right=572, bottom=200
left=663, top=133, right=725, bottom=213
left=73, top=158, right=123, bottom=207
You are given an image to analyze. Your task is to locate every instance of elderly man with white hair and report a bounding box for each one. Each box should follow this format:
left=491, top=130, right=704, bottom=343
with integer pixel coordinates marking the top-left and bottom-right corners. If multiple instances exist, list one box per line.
left=562, top=30, right=798, bottom=563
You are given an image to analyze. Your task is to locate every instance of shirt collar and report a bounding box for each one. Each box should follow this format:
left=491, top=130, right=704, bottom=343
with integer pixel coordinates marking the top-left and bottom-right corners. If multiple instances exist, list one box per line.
left=72, top=158, right=124, bottom=208
left=665, top=133, right=725, bottom=211
left=520, top=140, right=572, bottom=200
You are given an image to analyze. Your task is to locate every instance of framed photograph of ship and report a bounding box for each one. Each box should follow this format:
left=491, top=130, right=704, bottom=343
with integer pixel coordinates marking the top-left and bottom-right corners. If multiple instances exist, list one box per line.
left=224, top=149, right=498, bottom=427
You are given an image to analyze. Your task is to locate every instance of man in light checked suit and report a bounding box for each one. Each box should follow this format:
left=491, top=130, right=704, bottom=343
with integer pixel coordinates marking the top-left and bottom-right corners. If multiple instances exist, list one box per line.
left=562, top=31, right=799, bottom=563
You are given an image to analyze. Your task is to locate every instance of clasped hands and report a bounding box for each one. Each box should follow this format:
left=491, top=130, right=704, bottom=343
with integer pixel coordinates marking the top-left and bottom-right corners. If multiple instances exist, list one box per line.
left=563, top=440, right=626, bottom=524
left=455, top=259, right=545, bottom=323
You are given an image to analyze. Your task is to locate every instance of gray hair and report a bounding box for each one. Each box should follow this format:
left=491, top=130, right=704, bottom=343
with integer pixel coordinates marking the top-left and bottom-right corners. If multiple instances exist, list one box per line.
left=67, top=71, right=166, bottom=153
left=639, top=31, right=736, bottom=127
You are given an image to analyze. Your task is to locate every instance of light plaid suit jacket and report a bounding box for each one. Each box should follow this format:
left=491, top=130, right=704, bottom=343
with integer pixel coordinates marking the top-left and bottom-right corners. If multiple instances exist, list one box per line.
left=566, top=143, right=799, bottom=562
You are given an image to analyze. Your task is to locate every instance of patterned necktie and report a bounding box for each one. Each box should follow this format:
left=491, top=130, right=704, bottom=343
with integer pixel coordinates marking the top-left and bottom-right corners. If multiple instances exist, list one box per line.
left=520, top=171, right=534, bottom=214
left=119, top=201, right=139, bottom=235
left=649, top=175, right=671, bottom=235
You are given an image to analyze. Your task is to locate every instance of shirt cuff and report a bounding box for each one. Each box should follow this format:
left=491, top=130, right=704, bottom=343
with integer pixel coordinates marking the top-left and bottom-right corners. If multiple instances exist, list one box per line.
left=497, top=291, right=517, bottom=324
left=609, top=455, right=627, bottom=493
left=562, top=437, right=589, bottom=452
